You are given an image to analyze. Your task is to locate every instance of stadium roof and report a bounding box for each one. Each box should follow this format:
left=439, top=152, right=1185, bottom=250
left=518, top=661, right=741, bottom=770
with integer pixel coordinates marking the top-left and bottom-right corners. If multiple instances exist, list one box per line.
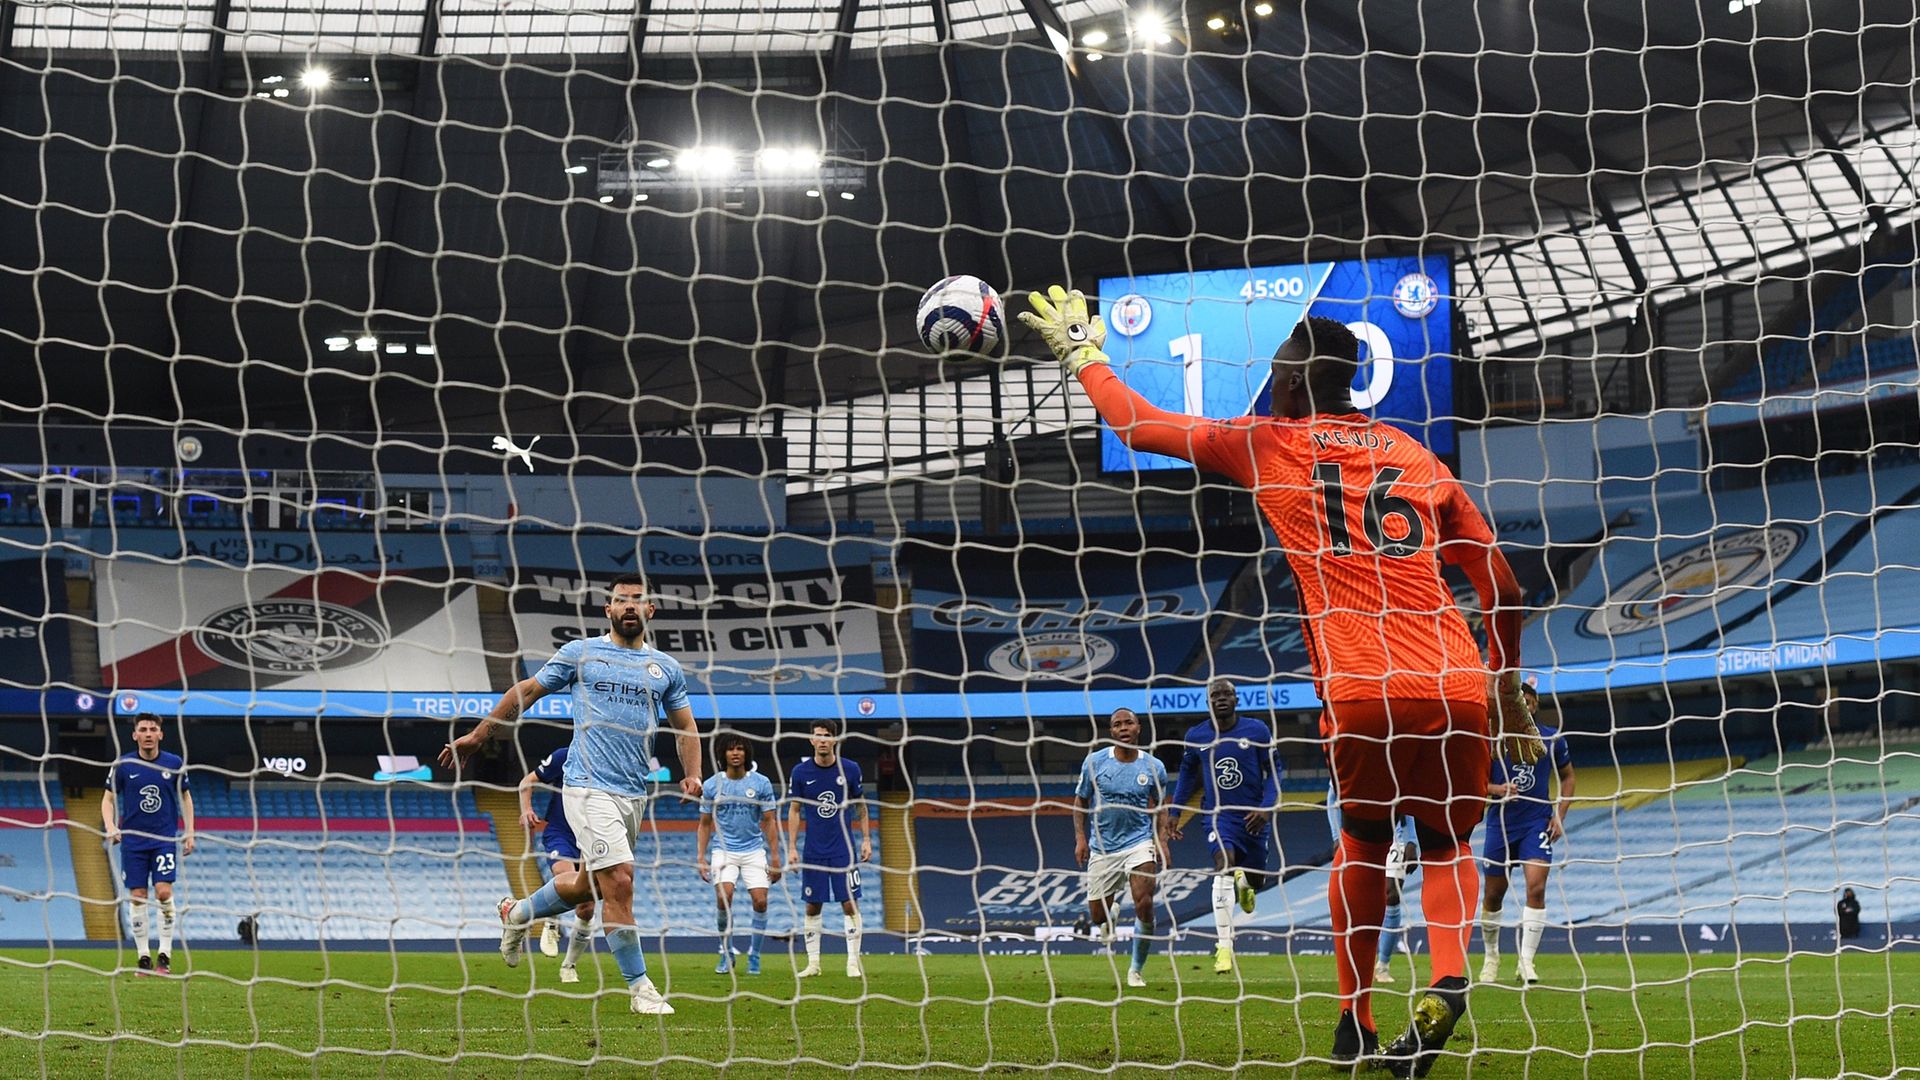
left=1, top=1, right=1915, bottom=436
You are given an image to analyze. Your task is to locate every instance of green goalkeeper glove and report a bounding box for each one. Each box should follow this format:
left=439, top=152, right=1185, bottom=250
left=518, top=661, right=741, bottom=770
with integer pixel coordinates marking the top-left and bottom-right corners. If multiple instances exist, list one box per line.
left=1017, top=285, right=1110, bottom=374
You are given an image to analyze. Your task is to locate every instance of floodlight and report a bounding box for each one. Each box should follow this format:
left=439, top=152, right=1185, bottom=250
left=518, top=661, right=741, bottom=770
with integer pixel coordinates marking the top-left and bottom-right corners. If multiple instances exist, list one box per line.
left=299, top=68, right=331, bottom=90
left=1082, top=29, right=1109, bottom=46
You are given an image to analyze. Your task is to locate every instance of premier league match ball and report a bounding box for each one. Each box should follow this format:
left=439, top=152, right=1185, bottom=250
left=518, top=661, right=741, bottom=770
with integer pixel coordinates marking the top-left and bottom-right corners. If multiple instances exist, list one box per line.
left=915, top=275, right=1005, bottom=356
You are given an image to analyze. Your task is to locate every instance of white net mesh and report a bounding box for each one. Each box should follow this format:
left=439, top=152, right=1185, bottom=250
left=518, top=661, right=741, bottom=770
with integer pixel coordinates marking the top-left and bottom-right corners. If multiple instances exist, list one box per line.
left=0, top=0, right=1917, bottom=1074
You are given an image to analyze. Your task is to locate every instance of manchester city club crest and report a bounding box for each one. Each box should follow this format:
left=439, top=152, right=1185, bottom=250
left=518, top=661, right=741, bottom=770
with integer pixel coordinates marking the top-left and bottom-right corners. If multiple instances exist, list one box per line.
left=646, top=662, right=665, bottom=680
left=1580, top=525, right=1805, bottom=638
left=985, top=632, right=1117, bottom=681
left=1108, top=293, right=1153, bottom=337
left=194, top=599, right=388, bottom=674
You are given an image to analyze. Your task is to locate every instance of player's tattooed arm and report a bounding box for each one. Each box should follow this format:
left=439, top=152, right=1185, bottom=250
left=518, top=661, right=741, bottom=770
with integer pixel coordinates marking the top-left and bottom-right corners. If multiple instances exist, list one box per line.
left=439, top=676, right=551, bottom=771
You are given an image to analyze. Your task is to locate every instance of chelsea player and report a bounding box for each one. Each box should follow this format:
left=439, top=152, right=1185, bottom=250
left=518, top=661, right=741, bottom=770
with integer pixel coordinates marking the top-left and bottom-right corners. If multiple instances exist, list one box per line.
left=1074, top=707, right=1170, bottom=988
left=787, top=719, right=872, bottom=978
left=103, top=713, right=195, bottom=975
left=1168, top=678, right=1282, bottom=975
left=696, top=731, right=782, bottom=975
left=518, top=744, right=596, bottom=982
left=1479, top=684, right=1576, bottom=985
left=442, top=574, right=702, bottom=1018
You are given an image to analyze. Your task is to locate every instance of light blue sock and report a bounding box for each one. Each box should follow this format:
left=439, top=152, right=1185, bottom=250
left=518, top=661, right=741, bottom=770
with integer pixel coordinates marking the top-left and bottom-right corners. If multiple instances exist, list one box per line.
left=510, top=880, right=570, bottom=924
left=1378, top=902, right=1404, bottom=967
left=1131, top=918, right=1151, bottom=972
left=750, top=910, right=767, bottom=956
left=605, top=925, right=649, bottom=987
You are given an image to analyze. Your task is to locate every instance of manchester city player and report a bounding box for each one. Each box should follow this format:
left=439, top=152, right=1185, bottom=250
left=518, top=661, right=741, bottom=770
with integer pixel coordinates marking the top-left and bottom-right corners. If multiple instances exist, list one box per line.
left=1479, top=685, right=1576, bottom=985
left=517, top=744, right=596, bottom=982
left=442, top=574, right=702, bottom=1017
left=696, top=731, right=781, bottom=975
left=102, top=713, right=195, bottom=975
left=1074, top=707, right=1170, bottom=989
left=1168, top=678, right=1282, bottom=975
left=787, top=719, right=872, bottom=979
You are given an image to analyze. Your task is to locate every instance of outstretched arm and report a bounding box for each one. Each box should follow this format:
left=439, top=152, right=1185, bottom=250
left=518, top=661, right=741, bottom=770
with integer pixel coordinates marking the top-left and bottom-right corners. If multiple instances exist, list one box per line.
left=1020, top=284, right=1263, bottom=484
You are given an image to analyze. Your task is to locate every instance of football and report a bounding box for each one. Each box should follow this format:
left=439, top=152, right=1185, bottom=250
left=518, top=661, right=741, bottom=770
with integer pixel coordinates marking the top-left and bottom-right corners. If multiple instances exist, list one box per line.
left=915, top=275, right=1005, bottom=355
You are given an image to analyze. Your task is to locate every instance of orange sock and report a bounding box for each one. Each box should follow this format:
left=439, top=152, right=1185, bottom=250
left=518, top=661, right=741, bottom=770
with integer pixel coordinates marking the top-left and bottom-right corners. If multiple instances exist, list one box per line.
left=1420, top=838, right=1480, bottom=982
left=1329, top=832, right=1390, bottom=1030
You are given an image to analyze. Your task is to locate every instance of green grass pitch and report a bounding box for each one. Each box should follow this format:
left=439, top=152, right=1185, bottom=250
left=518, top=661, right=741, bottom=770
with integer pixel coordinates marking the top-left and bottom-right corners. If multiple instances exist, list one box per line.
left=0, top=947, right=1913, bottom=1077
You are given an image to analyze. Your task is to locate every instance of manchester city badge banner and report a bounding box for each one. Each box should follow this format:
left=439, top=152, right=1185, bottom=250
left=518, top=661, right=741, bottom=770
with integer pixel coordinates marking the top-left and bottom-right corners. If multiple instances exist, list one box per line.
left=96, top=563, right=487, bottom=691
left=1523, top=466, right=1920, bottom=690
left=505, top=533, right=886, bottom=695
left=908, top=549, right=1240, bottom=691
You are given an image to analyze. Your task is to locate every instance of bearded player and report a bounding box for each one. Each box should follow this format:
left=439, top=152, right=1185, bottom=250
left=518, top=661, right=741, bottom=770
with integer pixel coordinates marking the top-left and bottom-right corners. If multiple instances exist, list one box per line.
left=442, top=574, right=702, bottom=1018
left=1023, top=289, right=1540, bottom=1077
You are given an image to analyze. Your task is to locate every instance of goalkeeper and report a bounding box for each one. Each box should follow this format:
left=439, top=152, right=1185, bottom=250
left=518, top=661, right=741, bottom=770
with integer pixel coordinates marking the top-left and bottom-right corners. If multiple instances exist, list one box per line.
left=1022, top=288, right=1539, bottom=1078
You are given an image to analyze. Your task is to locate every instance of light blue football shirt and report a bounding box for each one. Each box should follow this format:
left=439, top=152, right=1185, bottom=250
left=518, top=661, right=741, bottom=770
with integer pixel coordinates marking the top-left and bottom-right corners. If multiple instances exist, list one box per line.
left=700, top=769, right=777, bottom=854
left=1075, top=747, right=1168, bottom=855
left=534, top=635, right=691, bottom=798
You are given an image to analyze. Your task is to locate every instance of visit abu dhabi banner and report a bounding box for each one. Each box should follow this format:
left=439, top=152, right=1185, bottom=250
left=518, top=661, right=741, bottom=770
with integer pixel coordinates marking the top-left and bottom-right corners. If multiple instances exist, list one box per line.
left=506, top=534, right=884, bottom=694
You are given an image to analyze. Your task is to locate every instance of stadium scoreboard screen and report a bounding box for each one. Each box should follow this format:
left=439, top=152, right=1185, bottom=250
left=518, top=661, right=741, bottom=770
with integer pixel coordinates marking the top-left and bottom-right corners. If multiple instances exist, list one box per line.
left=1096, top=254, right=1455, bottom=472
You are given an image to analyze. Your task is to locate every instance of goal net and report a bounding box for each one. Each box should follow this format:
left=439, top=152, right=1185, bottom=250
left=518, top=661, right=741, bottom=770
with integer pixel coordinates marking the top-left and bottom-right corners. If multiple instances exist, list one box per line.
left=1, top=0, right=1917, bottom=1075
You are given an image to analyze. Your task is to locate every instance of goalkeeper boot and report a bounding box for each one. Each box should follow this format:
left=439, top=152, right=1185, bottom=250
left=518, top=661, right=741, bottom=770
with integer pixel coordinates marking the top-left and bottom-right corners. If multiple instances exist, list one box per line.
left=540, top=921, right=560, bottom=958
left=1376, top=976, right=1468, bottom=1079
left=1374, top=958, right=1396, bottom=985
left=1213, top=942, right=1234, bottom=975
left=497, top=897, right=529, bottom=968
left=156, top=953, right=172, bottom=976
left=558, top=964, right=580, bottom=984
left=1329, top=1009, right=1378, bottom=1067
left=629, top=977, right=675, bottom=1017
left=135, top=955, right=155, bottom=977
left=1234, top=868, right=1256, bottom=914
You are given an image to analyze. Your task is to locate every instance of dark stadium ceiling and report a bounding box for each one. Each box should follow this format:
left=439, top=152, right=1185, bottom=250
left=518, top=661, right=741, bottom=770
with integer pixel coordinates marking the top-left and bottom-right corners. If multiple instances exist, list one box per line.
left=0, top=0, right=1915, bottom=438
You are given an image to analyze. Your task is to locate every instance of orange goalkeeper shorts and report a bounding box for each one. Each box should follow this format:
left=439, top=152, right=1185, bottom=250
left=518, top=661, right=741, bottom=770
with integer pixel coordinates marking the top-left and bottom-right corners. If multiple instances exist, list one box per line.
left=1323, top=697, right=1490, bottom=840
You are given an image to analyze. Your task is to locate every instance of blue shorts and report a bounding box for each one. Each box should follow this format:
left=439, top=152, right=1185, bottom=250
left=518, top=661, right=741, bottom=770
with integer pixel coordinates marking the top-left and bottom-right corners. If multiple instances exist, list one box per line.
left=541, top=825, right=581, bottom=864
left=801, top=866, right=862, bottom=905
left=1205, top=815, right=1272, bottom=877
left=1481, top=816, right=1554, bottom=878
left=121, top=842, right=178, bottom=892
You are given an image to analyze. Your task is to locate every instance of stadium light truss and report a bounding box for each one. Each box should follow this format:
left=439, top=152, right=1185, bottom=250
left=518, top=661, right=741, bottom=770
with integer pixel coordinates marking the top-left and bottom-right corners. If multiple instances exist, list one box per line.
left=595, top=145, right=868, bottom=195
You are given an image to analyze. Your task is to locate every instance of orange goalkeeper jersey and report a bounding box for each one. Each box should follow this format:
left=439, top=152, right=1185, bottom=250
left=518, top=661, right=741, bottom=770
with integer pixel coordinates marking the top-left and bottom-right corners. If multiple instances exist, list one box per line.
left=1080, top=365, right=1518, bottom=705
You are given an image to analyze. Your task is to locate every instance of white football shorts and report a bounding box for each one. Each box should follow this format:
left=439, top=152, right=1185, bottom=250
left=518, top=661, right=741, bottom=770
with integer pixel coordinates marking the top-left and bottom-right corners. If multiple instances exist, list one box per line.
left=562, top=786, right=646, bottom=872
left=712, top=847, right=772, bottom=891
left=1086, top=841, right=1159, bottom=904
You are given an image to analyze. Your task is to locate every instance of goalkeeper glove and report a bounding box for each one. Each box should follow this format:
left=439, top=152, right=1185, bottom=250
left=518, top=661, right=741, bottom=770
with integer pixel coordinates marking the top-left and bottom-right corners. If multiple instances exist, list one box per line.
left=1491, top=671, right=1546, bottom=764
left=1017, top=285, right=1110, bottom=374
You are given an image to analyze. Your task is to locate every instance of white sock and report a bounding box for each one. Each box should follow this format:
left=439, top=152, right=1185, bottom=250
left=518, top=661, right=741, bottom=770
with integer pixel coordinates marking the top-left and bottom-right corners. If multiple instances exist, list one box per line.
left=1520, top=905, right=1547, bottom=965
left=1211, top=874, right=1236, bottom=946
left=845, top=912, right=863, bottom=959
left=157, top=897, right=176, bottom=957
left=565, top=924, right=593, bottom=967
left=1480, top=906, right=1502, bottom=961
left=129, top=897, right=149, bottom=958
left=803, top=914, right=822, bottom=966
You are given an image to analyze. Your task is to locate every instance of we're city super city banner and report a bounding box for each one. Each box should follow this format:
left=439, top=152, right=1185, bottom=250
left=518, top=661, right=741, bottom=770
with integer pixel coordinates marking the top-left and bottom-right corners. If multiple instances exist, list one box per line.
left=507, top=534, right=884, bottom=694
